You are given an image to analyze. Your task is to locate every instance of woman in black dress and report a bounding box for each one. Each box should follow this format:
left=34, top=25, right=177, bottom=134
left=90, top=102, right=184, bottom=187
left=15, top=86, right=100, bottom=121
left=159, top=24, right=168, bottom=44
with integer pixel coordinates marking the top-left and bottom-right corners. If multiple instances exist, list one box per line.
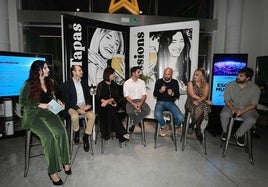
left=96, top=67, right=129, bottom=142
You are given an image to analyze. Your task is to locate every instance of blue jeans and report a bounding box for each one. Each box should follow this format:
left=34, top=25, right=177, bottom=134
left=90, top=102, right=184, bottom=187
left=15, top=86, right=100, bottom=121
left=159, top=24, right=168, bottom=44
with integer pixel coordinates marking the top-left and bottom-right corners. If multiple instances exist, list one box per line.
left=154, top=101, right=184, bottom=128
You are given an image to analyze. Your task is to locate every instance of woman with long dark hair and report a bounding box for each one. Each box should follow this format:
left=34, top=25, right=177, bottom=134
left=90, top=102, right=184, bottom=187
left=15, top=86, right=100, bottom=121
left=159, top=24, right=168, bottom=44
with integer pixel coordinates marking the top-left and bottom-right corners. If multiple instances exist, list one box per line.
left=19, top=60, right=71, bottom=185
left=96, top=67, right=129, bottom=143
left=156, top=29, right=191, bottom=93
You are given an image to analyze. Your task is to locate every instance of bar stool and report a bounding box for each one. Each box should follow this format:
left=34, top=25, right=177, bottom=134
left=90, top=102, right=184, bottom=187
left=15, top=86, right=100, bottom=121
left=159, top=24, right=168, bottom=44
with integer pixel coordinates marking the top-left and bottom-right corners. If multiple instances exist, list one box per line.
left=24, top=130, right=43, bottom=177
left=181, top=111, right=207, bottom=154
left=97, top=131, right=126, bottom=154
left=154, top=111, right=177, bottom=151
left=222, top=116, right=254, bottom=165
left=65, top=114, right=94, bottom=155
left=95, top=111, right=128, bottom=154
left=126, top=115, right=146, bottom=147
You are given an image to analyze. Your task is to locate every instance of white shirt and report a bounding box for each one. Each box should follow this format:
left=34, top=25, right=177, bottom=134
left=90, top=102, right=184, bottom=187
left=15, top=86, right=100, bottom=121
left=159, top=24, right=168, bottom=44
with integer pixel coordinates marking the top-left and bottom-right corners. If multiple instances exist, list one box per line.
left=123, top=78, right=147, bottom=100
left=72, top=78, right=85, bottom=105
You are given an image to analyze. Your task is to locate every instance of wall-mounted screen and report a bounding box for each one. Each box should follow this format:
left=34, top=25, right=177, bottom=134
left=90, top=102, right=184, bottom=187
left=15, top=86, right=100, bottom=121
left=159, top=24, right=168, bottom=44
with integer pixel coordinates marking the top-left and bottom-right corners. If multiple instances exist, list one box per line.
left=211, top=53, right=248, bottom=106
left=0, top=51, right=52, bottom=99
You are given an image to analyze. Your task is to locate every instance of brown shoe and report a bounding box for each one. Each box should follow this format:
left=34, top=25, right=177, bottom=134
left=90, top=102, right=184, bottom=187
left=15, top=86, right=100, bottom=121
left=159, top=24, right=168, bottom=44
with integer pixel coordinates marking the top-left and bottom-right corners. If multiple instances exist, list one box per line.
left=160, top=125, right=169, bottom=137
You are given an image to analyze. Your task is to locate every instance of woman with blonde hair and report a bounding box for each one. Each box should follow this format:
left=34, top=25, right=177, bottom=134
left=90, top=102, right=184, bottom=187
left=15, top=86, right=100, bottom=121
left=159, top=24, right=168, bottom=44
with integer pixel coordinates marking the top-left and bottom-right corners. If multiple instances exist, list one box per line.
left=185, top=68, right=212, bottom=142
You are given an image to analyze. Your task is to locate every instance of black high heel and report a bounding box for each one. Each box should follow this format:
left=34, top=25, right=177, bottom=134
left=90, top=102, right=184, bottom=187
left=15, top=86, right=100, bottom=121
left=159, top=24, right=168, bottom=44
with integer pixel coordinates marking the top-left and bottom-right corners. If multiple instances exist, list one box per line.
left=48, top=174, right=63, bottom=186
left=62, top=164, right=72, bottom=175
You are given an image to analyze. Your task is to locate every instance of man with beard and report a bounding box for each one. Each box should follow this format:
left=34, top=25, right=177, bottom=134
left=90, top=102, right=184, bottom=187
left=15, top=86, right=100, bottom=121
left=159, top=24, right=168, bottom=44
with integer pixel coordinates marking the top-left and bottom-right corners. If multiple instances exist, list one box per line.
left=220, top=67, right=260, bottom=146
left=153, top=67, right=184, bottom=136
left=124, top=66, right=151, bottom=133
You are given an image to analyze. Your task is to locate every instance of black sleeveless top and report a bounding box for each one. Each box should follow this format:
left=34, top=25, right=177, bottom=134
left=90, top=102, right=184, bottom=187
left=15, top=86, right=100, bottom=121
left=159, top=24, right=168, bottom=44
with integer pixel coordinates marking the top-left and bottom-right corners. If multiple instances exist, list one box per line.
left=40, top=90, right=52, bottom=103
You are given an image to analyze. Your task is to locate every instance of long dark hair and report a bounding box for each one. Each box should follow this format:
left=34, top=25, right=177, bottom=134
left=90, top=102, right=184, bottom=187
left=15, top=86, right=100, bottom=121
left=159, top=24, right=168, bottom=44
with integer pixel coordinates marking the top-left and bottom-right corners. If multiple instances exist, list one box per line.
left=156, top=29, right=191, bottom=83
left=28, top=60, right=54, bottom=101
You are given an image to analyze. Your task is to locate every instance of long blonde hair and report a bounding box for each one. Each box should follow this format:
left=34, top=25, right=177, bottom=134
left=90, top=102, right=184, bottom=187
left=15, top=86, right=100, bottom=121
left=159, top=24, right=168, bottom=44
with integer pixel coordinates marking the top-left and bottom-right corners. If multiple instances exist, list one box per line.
left=194, top=68, right=207, bottom=94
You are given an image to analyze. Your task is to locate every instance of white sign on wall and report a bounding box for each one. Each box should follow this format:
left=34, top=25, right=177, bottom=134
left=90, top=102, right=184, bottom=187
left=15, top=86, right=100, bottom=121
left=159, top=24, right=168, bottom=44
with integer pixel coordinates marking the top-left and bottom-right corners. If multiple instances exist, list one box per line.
left=129, top=21, right=200, bottom=116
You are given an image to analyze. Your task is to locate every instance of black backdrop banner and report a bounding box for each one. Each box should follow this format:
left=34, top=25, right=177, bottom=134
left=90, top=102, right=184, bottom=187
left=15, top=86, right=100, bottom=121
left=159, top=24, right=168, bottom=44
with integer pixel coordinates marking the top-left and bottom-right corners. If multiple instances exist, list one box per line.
left=61, top=14, right=129, bottom=85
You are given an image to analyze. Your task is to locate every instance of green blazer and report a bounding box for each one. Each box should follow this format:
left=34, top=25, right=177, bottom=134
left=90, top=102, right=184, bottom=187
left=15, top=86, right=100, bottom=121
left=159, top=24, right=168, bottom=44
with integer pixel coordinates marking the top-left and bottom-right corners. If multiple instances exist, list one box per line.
left=19, top=81, right=56, bottom=130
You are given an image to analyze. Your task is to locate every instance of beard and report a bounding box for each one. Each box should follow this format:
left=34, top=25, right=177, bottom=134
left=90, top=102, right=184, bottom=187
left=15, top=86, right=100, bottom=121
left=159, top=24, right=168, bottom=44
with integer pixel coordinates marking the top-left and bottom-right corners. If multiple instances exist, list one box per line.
left=236, top=78, right=246, bottom=84
left=164, top=77, right=171, bottom=82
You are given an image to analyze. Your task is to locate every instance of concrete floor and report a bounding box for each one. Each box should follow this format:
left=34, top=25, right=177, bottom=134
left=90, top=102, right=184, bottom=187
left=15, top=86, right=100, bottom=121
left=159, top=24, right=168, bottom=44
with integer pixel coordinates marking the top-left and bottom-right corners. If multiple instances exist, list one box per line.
left=0, top=120, right=268, bottom=187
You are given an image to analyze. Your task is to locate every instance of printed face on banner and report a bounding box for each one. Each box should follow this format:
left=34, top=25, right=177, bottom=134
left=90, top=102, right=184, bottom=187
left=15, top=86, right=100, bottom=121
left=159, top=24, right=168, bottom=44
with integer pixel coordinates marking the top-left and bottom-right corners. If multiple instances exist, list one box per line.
left=148, top=29, right=192, bottom=93
left=87, top=27, right=125, bottom=86
left=129, top=21, right=199, bottom=115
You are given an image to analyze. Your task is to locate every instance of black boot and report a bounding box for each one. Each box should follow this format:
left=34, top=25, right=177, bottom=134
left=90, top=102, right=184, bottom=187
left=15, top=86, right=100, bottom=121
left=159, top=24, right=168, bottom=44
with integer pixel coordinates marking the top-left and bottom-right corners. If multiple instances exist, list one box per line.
left=74, top=130, right=80, bottom=144
left=83, top=134, right=89, bottom=152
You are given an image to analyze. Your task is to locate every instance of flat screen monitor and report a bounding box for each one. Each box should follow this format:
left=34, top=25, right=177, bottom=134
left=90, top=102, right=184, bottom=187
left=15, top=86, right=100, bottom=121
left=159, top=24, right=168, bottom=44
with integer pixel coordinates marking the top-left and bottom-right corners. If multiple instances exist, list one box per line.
left=0, top=51, right=52, bottom=99
left=255, top=56, right=268, bottom=85
left=211, top=53, right=248, bottom=106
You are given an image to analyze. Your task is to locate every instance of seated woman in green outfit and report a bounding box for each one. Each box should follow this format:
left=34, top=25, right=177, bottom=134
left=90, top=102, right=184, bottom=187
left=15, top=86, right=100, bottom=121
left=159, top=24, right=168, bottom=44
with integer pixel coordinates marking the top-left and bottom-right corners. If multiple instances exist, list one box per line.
left=19, top=60, right=71, bottom=186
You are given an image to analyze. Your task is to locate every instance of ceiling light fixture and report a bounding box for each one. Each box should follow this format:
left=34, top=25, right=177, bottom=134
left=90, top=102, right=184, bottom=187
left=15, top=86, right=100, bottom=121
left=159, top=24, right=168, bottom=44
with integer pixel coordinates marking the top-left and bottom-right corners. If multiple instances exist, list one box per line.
left=108, top=0, right=140, bottom=15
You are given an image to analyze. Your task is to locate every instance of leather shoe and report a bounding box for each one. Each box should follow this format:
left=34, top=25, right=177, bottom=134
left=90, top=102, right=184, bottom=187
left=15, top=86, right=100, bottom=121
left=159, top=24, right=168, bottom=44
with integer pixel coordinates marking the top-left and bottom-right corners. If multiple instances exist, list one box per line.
left=83, top=134, right=89, bottom=152
left=74, top=130, right=80, bottom=144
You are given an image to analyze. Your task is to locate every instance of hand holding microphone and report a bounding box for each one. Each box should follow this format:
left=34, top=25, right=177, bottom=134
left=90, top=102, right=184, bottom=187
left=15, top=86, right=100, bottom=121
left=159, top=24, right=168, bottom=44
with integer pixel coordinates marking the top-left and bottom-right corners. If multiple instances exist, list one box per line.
left=160, top=84, right=166, bottom=93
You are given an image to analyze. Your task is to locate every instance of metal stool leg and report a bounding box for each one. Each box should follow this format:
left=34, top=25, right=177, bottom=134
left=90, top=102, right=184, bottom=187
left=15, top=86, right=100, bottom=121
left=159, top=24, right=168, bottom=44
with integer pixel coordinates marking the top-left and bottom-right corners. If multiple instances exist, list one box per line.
left=154, top=120, right=160, bottom=149
left=24, top=130, right=31, bottom=177
left=140, top=119, right=146, bottom=147
left=89, top=135, right=94, bottom=155
left=70, top=127, right=74, bottom=155
left=203, top=129, right=207, bottom=155
left=101, top=137, right=104, bottom=154
left=64, top=118, right=74, bottom=156
left=127, top=115, right=146, bottom=146
left=222, top=117, right=254, bottom=164
left=155, top=111, right=177, bottom=151
left=181, top=112, right=190, bottom=151
left=246, top=130, right=254, bottom=165
left=24, top=130, right=43, bottom=177
left=222, top=118, right=234, bottom=157
left=166, top=112, right=177, bottom=151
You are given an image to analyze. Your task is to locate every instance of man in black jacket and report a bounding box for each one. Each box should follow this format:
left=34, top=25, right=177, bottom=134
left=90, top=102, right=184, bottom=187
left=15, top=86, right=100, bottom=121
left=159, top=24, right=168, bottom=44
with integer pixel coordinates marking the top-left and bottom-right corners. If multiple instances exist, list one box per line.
left=62, top=65, right=96, bottom=152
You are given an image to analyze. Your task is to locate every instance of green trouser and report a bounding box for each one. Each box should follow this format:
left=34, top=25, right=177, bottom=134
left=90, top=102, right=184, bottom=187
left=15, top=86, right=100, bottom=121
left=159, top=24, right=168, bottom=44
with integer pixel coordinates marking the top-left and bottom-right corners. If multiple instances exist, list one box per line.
left=30, top=110, right=71, bottom=174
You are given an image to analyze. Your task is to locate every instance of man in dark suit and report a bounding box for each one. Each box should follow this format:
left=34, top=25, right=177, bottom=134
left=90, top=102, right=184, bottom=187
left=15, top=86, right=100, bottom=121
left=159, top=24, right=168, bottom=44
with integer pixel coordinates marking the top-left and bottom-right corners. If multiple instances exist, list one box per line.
left=62, top=65, right=96, bottom=152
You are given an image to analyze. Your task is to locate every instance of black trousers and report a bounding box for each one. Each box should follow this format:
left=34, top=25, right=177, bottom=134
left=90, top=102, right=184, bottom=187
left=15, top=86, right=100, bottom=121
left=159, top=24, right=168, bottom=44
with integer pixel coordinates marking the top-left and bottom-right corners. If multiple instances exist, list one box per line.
left=99, top=104, right=127, bottom=140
